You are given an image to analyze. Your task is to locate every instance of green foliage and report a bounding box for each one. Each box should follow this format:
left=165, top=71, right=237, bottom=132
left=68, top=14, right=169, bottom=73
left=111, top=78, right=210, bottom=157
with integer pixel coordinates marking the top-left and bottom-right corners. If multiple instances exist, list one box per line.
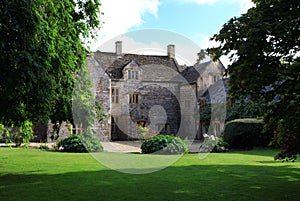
left=136, top=126, right=149, bottom=140
left=226, top=102, right=267, bottom=122
left=141, top=135, right=188, bottom=154
left=200, top=102, right=267, bottom=133
left=4, top=120, right=34, bottom=147
left=195, top=49, right=208, bottom=64
left=57, top=134, right=103, bottom=153
left=201, top=135, right=228, bottom=153
left=135, top=126, right=156, bottom=140
left=208, top=0, right=300, bottom=160
left=0, top=0, right=101, bottom=126
left=39, top=144, right=49, bottom=150
left=266, top=101, right=300, bottom=162
left=0, top=124, right=4, bottom=140
left=223, top=119, right=271, bottom=149
left=95, top=100, right=108, bottom=122
left=73, top=67, right=96, bottom=130
left=72, top=66, right=107, bottom=133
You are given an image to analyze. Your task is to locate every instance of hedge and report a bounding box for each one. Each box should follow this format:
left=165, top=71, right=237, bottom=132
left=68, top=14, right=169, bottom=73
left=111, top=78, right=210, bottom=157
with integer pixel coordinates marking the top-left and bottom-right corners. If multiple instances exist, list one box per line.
left=223, top=118, right=272, bottom=149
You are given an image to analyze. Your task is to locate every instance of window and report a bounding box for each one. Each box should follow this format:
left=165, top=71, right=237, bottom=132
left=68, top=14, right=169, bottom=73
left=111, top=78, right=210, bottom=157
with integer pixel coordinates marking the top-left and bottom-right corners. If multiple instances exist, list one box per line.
left=127, top=69, right=139, bottom=80
left=129, top=93, right=139, bottom=104
left=209, top=74, right=214, bottom=84
left=111, top=87, right=119, bottom=104
left=213, top=75, right=218, bottom=83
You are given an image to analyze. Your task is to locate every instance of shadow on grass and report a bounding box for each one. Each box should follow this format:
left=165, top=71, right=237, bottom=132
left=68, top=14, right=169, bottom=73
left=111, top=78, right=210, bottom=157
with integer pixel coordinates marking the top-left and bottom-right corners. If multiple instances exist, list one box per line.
left=0, top=164, right=299, bottom=201
left=224, top=148, right=280, bottom=157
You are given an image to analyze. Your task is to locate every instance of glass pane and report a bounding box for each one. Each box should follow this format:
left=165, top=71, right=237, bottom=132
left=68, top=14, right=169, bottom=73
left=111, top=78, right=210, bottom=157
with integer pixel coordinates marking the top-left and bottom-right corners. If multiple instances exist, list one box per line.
left=128, top=70, right=131, bottom=79
left=136, top=72, right=139, bottom=80
left=136, top=94, right=139, bottom=103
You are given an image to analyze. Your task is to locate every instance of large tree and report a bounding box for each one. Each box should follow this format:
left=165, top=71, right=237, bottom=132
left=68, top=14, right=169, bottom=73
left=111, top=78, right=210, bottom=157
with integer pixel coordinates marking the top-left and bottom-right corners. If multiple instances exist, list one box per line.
left=0, top=0, right=101, bottom=127
left=208, top=0, right=300, bottom=160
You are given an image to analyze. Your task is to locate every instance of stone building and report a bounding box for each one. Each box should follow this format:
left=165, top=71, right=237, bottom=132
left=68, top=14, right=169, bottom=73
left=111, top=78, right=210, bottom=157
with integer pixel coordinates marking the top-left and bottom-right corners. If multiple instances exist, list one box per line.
left=87, top=41, right=225, bottom=141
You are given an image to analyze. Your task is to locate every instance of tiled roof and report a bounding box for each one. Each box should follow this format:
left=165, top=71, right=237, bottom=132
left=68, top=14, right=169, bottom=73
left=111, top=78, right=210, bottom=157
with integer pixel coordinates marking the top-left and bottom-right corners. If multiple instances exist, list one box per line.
left=93, top=51, right=118, bottom=68
left=199, top=78, right=230, bottom=103
left=181, top=61, right=212, bottom=83
left=105, top=54, right=180, bottom=79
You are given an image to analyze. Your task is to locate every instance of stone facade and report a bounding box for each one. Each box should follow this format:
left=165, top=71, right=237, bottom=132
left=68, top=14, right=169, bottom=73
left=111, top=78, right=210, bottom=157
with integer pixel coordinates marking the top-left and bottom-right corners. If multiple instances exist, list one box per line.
left=87, top=41, right=225, bottom=141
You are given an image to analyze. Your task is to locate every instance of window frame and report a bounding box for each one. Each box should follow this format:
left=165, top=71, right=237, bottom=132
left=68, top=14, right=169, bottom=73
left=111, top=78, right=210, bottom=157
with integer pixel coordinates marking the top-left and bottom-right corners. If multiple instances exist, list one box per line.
left=129, top=93, right=140, bottom=104
left=111, top=87, right=119, bottom=104
left=127, top=69, right=139, bottom=80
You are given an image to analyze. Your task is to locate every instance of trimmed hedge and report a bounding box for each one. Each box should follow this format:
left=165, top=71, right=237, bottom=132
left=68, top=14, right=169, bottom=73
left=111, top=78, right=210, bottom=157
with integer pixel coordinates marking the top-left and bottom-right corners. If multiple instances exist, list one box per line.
left=223, top=118, right=271, bottom=149
left=141, top=134, right=188, bottom=154
left=57, top=134, right=103, bottom=152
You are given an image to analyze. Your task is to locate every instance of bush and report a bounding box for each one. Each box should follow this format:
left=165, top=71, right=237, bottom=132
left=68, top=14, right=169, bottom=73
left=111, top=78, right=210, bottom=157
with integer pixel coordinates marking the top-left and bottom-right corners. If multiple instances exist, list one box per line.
left=39, top=144, right=49, bottom=150
left=57, top=134, right=103, bottom=152
left=200, top=135, right=228, bottom=153
left=223, top=118, right=271, bottom=149
left=3, top=121, right=34, bottom=147
left=141, top=134, right=188, bottom=154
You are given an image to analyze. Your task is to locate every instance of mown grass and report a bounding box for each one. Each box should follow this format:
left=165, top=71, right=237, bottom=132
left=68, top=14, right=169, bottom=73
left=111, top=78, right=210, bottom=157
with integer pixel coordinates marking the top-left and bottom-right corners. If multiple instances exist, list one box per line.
left=0, top=148, right=299, bottom=201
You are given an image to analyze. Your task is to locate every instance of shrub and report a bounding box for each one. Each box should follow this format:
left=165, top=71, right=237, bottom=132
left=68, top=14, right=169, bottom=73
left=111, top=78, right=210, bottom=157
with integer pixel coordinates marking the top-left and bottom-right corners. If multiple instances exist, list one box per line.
left=57, top=134, right=103, bottom=152
left=223, top=118, right=271, bottom=149
left=141, top=134, right=188, bottom=154
left=200, top=134, right=228, bottom=153
left=39, top=144, right=49, bottom=150
left=4, top=120, right=34, bottom=147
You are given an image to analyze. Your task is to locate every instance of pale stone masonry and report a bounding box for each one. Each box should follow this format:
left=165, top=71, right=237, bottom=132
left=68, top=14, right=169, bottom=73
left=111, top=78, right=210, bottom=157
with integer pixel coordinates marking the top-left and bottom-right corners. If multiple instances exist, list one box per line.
left=87, top=42, right=225, bottom=141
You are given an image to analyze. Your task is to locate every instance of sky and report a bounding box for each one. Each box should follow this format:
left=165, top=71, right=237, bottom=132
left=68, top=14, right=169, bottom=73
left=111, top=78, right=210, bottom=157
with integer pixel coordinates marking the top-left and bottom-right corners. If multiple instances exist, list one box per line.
left=91, top=0, right=255, bottom=66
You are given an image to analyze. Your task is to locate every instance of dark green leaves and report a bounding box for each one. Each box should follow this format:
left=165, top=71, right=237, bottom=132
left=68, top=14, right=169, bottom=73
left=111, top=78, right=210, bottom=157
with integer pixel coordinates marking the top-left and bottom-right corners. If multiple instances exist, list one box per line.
left=0, top=0, right=101, bottom=126
left=208, top=0, right=300, bottom=160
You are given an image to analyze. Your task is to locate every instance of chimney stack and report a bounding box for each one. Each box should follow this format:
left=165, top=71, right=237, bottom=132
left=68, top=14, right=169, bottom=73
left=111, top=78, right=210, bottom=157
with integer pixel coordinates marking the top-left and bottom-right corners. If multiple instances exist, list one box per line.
left=167, top=44, right=175, bottom=59
left=115, top=41, right=122, bottom=58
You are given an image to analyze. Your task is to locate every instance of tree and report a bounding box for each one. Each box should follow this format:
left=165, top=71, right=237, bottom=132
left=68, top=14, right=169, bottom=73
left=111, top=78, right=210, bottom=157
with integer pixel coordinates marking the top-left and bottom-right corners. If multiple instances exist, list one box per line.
left=208, top=0, right=300, bottom=160
left=195, top=49, right=208, bottom=64
left=200, top=102, right=267, bottom=134
left=0, top=1, right=101, bottom=127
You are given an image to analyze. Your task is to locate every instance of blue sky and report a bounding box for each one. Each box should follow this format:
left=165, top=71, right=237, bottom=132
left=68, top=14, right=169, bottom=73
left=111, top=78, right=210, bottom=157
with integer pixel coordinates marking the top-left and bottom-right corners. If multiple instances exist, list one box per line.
left=131, top=1, right=241, bottom=41
left=92, top=0, right=254, bottom=65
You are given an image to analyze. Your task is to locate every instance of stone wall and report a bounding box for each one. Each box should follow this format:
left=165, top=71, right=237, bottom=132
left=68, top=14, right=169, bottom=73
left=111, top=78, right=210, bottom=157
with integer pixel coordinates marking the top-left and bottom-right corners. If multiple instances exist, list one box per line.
left=110, top=63, right=196, bottom=140
left=87, top=54, right=112, bottom=141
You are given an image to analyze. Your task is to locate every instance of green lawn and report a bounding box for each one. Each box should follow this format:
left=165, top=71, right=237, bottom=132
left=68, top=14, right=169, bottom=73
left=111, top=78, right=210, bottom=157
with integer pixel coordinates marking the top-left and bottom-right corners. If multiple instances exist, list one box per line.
left=0, top=148, right=300, bottom=201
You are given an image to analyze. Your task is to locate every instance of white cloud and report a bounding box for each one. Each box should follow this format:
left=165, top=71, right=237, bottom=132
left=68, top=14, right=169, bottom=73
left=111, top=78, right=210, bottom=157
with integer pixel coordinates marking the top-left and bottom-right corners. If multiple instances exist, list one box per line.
left=180, top=0, right=254, bottom=13
left=91, top=0, right=160, bottom=50
left=98, top=35, right=199, bottom=65
left=196, top=33, right=231, bottom=67
left=197, top=33, right=219, bottom=49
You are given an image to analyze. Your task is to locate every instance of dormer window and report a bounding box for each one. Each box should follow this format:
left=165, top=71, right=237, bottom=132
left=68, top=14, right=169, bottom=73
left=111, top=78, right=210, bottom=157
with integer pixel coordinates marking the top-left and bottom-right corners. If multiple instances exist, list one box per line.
left=127, top=69, right=139, bottom=80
